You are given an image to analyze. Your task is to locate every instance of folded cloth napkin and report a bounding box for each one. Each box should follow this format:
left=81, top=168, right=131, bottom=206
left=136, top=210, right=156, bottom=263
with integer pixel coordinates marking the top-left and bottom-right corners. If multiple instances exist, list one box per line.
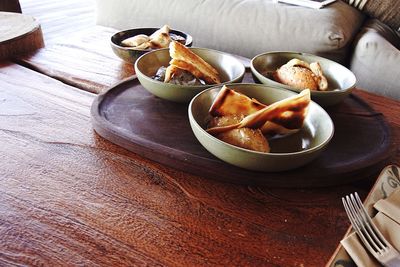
left=374, top=188, right=400, bottom=223
left=340, top=188, right=400, bottom=267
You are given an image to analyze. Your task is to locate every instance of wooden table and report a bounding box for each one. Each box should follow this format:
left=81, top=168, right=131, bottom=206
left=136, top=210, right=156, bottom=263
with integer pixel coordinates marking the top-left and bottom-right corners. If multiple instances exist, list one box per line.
left=1, top=25, right=399, bottom=267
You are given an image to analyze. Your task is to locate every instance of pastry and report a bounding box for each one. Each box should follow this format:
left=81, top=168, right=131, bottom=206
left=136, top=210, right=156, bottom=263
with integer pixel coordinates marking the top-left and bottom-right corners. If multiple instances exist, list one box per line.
left=208, top=85, right=306, bottom=136
left=209, top=85, right=265, bottom=117
left=273, top=58, right=328, bottom=91
left=149, top=25, right=171, bottom=48
left=215, top=127, right=270, bottom=153
left=208, top=115, right=270, bottom=153
left=121, top=25, right=182, bottom=50
left=206, top=86, right=311, bottom=153
left=309, top=62, right=328, bottom=91
left=121, top=34, right=151, bottom=49
left=167, top=41, right=221, bottom=84
left=162, top=65, right=203, bottom=85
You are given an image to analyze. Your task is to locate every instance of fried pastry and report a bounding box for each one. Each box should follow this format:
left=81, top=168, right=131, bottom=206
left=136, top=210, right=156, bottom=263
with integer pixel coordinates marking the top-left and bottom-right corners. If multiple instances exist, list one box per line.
left=164, top=64, right=179, bottom=83
left=273, top=58, right=328, bottom=91
left=260, top=121, right=299, bottom=137
left=163, top=65, right=203, bottom=85
left=209, top=85, right=265, bottom=117
left=121, top=25, right=176, bottom=50
left=207, top=88, right=310, bottom=135
left=208, top=85, right=306, bottom=136
left=208, top=115, right=270, bottom=153
left=149, top=25, right=171, bottom=48
left=274, top=65, right=319, bottom=90
left=309, top=62, right=328, bottom=91
left=121, top=34, right=151, bottom=49
left=208, top=114, right=245, bottom=128
left=206, top=87, right=310, bottom=153
left=168, top=41, right=221, bottom=84
left=216, top=128, right=270, bottom=153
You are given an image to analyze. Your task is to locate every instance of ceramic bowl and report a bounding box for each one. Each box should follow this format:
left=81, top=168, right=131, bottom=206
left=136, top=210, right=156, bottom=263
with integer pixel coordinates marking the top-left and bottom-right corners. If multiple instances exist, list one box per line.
left=135, top=47, right=246, bottom=103
left=251, top=51, right=356, bottom=107
left=111, top=28, right=193, bottom=64
left=188, top=83, right=334, bottom=172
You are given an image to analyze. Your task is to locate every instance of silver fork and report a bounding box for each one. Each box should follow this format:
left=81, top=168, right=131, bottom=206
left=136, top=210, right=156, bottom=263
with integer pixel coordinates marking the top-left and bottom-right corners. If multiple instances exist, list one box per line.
left=342, top=192, right=400, bottom=267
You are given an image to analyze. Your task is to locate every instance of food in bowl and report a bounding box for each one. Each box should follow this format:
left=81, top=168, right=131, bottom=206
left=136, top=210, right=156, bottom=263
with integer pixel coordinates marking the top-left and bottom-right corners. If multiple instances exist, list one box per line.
left=267, top=58, right=328, bottom=91
left=120, top=25, right=186, bottom=50
left=135, top=46, right=245, bottom=103
left=251, top=52, right=357, bottom=107
left=111, top=27, right=192, bottom=65
left=152, top=41, right=221, bottom=85
left=206, top=85, right=311, bottom=153
left=188, top=83, right=334, bottom=171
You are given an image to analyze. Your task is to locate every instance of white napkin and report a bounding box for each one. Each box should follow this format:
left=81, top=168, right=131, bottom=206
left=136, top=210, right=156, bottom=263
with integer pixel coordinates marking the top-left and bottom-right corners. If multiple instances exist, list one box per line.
left=340, top=188, right=400, bottom=267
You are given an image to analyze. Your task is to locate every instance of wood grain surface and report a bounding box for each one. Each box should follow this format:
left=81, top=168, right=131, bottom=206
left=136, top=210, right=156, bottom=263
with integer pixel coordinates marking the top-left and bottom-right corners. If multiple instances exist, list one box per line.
left=0, top=62, right=387, bottom=266
left=16, top=26, right=135, bottom=94
left=19, top=0, right=95, bottom=45
left=2, top=2, right=400, bottom=265
left=0, top=12, right=44, bottom=60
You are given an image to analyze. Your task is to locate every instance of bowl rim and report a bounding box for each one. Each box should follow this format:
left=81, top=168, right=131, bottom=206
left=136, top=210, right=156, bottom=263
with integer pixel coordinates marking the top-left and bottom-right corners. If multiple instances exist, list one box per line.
left=110, top=27, right=193, bottom=52
left=188, top=83, right=335, bottom=156
left=250, top=51, right=357, bottom=94
left=134, top=47, right=246, bottom=89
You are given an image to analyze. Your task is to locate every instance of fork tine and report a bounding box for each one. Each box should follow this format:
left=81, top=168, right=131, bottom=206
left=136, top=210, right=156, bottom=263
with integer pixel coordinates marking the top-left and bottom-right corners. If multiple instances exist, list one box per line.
left=348, top=194, right=382, bottom=253
left=353, top=192, right=388, bottom=251
left=342, top=196, right=376, bottom=253
left=343, top=193, right=400, bottom=267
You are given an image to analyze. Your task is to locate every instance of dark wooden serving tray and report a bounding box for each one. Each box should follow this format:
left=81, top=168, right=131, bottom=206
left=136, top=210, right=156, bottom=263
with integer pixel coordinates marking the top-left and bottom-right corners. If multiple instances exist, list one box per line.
left=91, top=73, right=393, bottom=187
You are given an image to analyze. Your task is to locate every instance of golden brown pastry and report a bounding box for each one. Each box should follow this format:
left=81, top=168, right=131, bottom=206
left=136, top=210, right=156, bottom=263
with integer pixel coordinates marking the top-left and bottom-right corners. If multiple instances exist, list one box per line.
left=207, top=88, right=311, bottom=135
left=274, top=65, right=319, bottom=90
left=167, top=41, right=221, bottom=84
left=164, top=64, right=179, bottom=83
left=217, top=128, right=270, bottom=153
left=160, top=65, right=203, bottom=85
left=260, top=121, right=299, bottom=137
left=205, top=87, right=311, bottom=153
left=273, top=58, right=328, bottom=91
left=309, top=62, right=328, bottom=91
left=121, top=25, right=173, bottom=50
left=209, top=85, right=265, bottom=117
left=149, top=25, right=171, bottom=48
left=207, top=85, right=307, bottom=136
left=208, top=115, right=270, bottom=153
left=121, top=34, right=151, bottom=49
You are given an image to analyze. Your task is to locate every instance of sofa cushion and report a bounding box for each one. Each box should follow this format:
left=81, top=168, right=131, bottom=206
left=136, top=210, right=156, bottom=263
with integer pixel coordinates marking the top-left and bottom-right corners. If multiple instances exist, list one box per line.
left=350, top=19, right=400, bottom=100
left=95, top=0, right=364, bottom=63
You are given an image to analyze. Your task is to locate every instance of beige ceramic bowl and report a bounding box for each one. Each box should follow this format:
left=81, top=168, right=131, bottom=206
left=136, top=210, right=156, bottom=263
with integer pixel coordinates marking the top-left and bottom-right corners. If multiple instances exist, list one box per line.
left=251, top=51, right=356, bottom=107
left=135, top=47, right=245, bottom=103
left=188, top=83, right=334, bottom=172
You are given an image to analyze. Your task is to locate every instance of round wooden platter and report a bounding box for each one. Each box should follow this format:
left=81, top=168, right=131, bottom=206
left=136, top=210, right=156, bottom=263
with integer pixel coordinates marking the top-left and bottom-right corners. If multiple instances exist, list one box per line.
left=91, top=74, right=393, bottom=188
left=0, top=12, right=44, bottom=60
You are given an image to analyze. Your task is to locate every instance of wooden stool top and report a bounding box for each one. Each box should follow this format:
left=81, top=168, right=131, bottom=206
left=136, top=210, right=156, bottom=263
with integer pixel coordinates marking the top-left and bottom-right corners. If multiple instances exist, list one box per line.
left=0, top=12, right=44, bottom=59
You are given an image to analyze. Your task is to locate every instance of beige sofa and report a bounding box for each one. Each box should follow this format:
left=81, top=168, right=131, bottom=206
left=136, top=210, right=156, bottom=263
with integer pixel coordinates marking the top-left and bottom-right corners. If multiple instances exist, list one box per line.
left=95, top=0, right=400, bottom=99
left=349, top=19, right=400, bottom=100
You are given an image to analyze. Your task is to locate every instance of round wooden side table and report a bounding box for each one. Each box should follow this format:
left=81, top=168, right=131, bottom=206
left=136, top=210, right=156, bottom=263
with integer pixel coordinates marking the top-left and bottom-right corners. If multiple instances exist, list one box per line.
left=0, top=11, right=44, bottom=60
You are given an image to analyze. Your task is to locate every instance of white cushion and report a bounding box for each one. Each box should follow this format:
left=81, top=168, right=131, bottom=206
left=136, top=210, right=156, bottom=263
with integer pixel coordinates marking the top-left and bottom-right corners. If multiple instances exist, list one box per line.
left=350, top=22, right=400, bottom=100
left=95, top=0, right=364, bottom=62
